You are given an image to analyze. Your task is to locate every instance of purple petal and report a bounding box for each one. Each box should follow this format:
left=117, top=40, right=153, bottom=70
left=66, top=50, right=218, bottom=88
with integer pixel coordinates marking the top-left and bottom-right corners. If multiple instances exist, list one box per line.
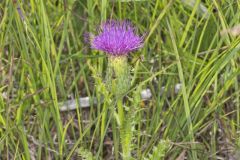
left=87, top=20, right=144, bottom=56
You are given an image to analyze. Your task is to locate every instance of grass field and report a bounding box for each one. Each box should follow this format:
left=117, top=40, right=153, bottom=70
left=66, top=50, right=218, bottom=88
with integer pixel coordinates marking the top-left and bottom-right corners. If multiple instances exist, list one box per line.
left=0, top=0, right=240, bottom=159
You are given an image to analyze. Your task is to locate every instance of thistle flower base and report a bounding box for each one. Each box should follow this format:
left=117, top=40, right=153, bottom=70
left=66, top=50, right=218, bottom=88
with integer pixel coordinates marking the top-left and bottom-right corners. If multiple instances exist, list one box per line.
left=106, top=56, right=130, bottom=97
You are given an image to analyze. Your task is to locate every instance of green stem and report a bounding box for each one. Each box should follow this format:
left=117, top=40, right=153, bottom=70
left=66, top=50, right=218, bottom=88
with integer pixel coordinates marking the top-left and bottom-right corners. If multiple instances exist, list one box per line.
left=118, top=97, right=131, bottom=160
left=112, top=118, right=119, bottom=160
left=117, top=98, right=124, bottom=126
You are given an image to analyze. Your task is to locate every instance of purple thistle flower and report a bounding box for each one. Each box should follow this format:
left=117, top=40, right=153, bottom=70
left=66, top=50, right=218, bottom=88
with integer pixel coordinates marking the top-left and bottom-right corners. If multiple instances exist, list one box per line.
left=86, top=20, right=144, bottom=56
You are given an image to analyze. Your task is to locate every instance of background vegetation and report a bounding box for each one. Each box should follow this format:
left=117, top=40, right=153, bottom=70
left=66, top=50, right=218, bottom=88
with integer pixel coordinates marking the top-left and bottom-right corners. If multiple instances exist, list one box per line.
left=0, top=0, right=240, bottom=159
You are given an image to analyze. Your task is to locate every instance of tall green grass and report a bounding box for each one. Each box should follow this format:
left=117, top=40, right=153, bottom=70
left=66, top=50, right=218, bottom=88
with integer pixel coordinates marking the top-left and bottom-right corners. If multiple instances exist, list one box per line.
left=0, top=0, right=240, bottom=159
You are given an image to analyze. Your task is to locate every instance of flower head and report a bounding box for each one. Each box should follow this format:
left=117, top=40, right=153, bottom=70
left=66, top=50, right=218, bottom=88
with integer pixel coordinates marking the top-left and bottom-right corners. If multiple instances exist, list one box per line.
left=86, top=20, right=144, bottom=56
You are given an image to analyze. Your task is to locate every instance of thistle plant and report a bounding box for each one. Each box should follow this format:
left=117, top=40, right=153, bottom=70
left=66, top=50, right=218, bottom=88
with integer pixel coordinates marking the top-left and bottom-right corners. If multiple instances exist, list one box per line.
left=86, top=20, right=144, bottom=159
